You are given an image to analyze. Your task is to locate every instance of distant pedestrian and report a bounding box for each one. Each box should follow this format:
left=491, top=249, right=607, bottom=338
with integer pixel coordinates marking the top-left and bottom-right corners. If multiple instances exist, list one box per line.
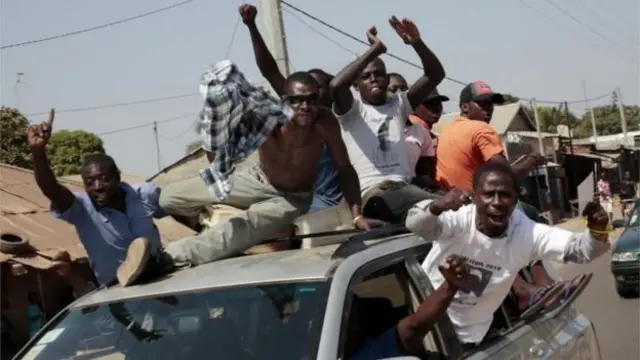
left=596, top=171, right=613, bottom=221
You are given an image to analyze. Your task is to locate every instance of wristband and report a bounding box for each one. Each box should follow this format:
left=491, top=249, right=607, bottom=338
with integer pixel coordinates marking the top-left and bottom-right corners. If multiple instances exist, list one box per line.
left=583, top=219, right=613, bottom=235
left=352, top=215, right=363, bottom=226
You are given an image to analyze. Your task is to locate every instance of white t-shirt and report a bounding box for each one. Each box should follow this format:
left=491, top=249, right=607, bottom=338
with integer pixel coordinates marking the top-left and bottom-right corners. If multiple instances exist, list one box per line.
left=404, top=124, right=432, bottom=178
left=337, top=91, right=413, bottom=191
left=417, top=202, right=574, bottom=344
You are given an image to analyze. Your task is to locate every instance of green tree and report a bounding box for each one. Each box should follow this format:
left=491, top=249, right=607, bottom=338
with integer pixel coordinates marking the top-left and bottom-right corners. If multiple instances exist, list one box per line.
left=47, top=130, right=106, bottom=176
left=0, top=106, right=31, bottom=168
left=574, top=104, right=640, bottom=137
left=502, top=93, right=520, bottom=105
left=186, top=140, right=202, bottom=154
left=532, top=105, right=583, bottom=135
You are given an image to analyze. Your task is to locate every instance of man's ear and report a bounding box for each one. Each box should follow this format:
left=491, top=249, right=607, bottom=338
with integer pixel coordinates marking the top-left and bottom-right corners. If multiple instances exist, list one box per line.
left=460, top=102, right=469, bottom=114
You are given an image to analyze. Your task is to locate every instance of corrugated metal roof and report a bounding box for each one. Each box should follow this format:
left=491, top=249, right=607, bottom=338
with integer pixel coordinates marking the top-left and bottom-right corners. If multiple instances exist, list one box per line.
left=432, top=103, right=532, bottom=135
left=0, top=163, right=88, bottom=269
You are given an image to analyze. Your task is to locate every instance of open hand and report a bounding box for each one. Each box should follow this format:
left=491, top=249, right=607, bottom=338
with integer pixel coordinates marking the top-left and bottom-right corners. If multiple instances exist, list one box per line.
left=438, top=254, right=471, bottom=290
left=354, top=216, right=387, bottom=230
left=238, top=4, right=257, bottom=25
left=389, top=16, right=421, bottom=45
left=430, top=188, right=472, bottom=214
left=366, top=26, right=387, bottom=53
left=27, top=108, right=55, bottom=151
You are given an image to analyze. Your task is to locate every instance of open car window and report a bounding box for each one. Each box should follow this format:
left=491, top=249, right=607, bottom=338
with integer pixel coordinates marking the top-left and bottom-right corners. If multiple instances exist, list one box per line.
left=18, top=282, right=328, bottom=360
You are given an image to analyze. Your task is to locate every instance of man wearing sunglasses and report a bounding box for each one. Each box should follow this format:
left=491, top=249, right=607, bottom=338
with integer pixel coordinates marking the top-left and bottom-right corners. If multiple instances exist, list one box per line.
left=239, top=4, right=343, bottom=213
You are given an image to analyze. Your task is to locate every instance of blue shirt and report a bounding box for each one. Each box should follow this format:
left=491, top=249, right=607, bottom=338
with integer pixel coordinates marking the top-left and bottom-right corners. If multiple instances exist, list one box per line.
left=310, top=145, right=342, bottom=212
left=352, top=327, right=404, bottom=360
left=27, top=305, right=42, bottom=338
left=51, top=182, right=165, bottom=284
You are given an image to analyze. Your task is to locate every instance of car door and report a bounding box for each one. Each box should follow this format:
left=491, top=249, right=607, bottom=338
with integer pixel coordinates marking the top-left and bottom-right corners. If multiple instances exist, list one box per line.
left=405, top=253, right=598, bottom=360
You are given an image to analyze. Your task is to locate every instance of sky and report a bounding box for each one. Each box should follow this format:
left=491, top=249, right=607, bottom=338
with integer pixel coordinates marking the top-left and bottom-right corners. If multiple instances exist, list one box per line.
left=1, top=0, right=639, bottom=177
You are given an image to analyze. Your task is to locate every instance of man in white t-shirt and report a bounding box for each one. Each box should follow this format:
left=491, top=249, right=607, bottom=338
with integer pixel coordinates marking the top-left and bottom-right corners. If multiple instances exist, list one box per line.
left=405, top=162, right=610, bottom=349
left=329, top=19, right=445, bottom=223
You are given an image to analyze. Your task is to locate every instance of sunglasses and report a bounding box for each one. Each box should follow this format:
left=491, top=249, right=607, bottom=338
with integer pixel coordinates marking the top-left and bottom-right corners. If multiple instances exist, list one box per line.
left=283, top=93, right=318, bottom=105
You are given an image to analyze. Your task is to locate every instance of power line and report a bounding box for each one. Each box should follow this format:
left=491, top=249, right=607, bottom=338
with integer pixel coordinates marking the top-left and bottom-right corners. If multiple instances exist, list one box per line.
left=282, top=7, right=357, bottom=56
left=225, top=17, right=241, bottom=58
left=280, top=0, right=612, bottom=105
left=543, top=0, right=637, bottom=57
left=96, top=113, right=197, bottom=136
left=25, top=93, right=198, bottom=117
left=157, top=120, right=198, bottom=140
left=1, top=0, right=195, bottom=50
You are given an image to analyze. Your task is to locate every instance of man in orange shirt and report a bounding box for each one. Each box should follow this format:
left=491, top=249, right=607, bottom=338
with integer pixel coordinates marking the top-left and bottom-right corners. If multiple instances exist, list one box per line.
left=436, top=81, right=544, bottom=191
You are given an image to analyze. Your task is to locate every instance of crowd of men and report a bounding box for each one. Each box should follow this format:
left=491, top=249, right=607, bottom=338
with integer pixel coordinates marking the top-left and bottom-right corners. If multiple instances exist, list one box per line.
left=26, top=4, right=612, bottom=358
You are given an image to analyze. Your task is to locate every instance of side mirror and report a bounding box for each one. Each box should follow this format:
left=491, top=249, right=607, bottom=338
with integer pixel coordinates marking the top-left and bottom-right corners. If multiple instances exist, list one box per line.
left=612, top=219, right=626, bottom=229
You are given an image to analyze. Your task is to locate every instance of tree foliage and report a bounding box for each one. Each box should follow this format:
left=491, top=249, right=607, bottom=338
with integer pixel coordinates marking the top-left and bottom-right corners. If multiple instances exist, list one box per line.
left=47, top=130, right=106, bottom=176
left=532, top=105, right=581, bottom=135
left=186, top=140, right=202, bottom=155
left=502, top=93, right=520, bottom=105
left=574, top=104, right=640, bottom=137
left=0, top=106, right=32, bottom=168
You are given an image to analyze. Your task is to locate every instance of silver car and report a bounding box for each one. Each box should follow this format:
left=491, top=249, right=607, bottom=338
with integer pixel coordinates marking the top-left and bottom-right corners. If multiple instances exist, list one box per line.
left=14, top=228, right=601, bottom=360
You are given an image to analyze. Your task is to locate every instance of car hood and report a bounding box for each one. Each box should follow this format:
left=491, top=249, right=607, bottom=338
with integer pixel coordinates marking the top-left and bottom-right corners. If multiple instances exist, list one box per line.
left=614, top=227, right=640, bottom=253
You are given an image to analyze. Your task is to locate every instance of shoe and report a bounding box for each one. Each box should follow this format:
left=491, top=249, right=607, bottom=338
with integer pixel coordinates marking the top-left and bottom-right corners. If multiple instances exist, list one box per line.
left=117, top=238, right=177, bottom=287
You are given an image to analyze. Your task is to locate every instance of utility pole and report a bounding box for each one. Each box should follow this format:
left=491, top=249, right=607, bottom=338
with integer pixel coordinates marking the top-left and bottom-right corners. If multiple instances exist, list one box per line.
left=152, top=121, right=162, bottom=172
left=582, top=80, right=598, bottom=148
left=529, top=98, right=545, bottom=156
left=14, top=72, right=24, bottom=110
left=564, top=101, right=573, bottom=155
left=615, top=87, right=628, bottom=148
left=260, top=0, right=291, bottom=78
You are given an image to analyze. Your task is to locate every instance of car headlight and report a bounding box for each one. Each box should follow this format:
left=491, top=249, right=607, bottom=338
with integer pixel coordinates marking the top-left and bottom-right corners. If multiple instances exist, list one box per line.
left=611, top=252, right=636, bottom=262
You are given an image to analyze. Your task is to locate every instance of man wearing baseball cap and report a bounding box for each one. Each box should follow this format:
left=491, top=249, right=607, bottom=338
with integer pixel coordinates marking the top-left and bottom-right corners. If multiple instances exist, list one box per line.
left=435, top=81, right=543, bottom=191
left=408, top=88, right=449, bottom=190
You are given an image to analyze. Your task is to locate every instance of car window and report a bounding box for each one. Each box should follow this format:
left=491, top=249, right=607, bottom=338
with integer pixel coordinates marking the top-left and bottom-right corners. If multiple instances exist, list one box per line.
left=341, top=262, right=414, bottom=360
left=17, top=282, right=328, bottom=360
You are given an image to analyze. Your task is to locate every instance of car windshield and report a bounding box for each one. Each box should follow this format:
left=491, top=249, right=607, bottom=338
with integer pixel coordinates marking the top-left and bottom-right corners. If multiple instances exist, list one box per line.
left=17, top=282, right=328, bottom=360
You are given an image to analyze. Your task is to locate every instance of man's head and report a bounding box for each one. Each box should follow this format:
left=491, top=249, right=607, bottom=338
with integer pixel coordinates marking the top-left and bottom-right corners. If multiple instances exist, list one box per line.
left=414, top=88, right=450, bottom=126
left=387, top=72, right=408, bottom=96
left=624, top=171, right=631, bottom=180
left=599, top=171, right=607, bottom=180
left=459, top=81, right=505, bottom=123
left=356, top=57, right=388, bottom=106
left=284, top=71, right=320, bottom=127
left=81, top=153, right=121, bottom=207
left=472, top=162, right=519, bottom=237
left=308, top=68, right=333, bottom=108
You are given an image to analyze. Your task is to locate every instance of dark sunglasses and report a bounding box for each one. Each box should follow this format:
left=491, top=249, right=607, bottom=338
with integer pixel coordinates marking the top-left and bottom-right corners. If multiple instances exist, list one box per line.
left=283, top=93, right=318, bottom=105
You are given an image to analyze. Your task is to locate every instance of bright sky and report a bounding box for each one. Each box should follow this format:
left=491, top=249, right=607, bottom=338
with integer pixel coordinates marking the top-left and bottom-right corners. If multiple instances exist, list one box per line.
left=2, top=0, right=638, bottom=177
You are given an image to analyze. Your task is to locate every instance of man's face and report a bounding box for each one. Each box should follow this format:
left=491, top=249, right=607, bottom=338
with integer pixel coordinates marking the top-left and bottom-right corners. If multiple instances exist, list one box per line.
left=81, top=164, right=120, bottom=206
left=357, top=60, right=388, bottom=105
left=474, top=172, right=517, bottom=236
left=463, top=99, right=494, bottom=123
left=309, top=72, right=331, bottom=108
left=415, top=100, right=444, bottom=125
left=387, top=75, right=408, bottom=96
left=285, top=81, right=319, bottom=127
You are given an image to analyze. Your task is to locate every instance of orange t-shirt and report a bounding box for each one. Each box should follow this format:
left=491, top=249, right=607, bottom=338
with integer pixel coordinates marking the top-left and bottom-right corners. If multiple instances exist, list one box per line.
left=435, top=116, right=505, bottom=191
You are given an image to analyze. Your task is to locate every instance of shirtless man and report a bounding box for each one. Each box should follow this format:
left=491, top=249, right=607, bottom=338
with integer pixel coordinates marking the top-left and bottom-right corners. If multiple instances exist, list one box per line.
left=116, top=71, right=382, bottom=286
left=329, top=18, right=446, bottom=224
left=240, top=4, right=342, bottom=211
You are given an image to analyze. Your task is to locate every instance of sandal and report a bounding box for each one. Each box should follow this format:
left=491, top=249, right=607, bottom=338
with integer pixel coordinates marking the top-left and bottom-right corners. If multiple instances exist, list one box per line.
left=541, top=273, right=593, bottom=316
left=518, top=282, right=566, bottom=320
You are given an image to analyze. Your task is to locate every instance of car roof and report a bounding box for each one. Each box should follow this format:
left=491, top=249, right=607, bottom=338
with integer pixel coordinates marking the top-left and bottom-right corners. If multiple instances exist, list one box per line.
left=72, top=230, right=423, bottom=308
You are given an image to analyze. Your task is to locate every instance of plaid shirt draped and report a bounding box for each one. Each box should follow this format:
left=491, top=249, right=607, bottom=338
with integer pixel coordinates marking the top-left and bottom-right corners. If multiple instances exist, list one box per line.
left=198, top=60, right=293, bottom=201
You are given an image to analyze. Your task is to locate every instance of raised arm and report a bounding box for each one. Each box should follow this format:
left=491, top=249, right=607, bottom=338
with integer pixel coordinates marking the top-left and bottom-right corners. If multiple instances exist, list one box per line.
left=532, top=202, right=610, bottom=264
left=397, top=255, right=469, bottom=356
left=405, top=188, right=470, bottom=240
left=318, top=110, right=384, bottom=229
left=389, top=16, right=445, bottom=109
left=28, top=109, right=75, bottom=212
left=329, top=27, right=387, bottom=115
left=239, top=4, right=286, bottom=96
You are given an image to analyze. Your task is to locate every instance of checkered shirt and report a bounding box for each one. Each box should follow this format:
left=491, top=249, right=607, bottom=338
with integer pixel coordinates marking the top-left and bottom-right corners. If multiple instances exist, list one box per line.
left=198, top=60, right=293, bottom=201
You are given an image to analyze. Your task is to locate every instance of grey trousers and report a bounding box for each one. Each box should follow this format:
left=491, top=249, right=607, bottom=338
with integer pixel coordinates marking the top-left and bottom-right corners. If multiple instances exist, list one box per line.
left=159, top=165, right=312, bottom=265
left=362, top=181, right=440, bottom=223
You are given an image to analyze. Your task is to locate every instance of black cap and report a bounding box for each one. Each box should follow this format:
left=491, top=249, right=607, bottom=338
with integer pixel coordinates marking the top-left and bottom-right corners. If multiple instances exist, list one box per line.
left=423, top=88, right=450, bottom=104
left=459, top=81, right=505, bottom=104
